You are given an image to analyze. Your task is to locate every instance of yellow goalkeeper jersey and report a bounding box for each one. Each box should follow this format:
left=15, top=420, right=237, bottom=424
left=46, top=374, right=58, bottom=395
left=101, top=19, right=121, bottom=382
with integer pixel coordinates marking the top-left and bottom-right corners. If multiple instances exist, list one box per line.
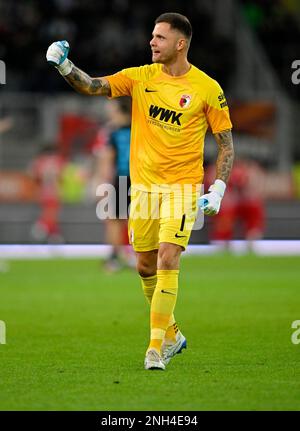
left=105, top=63, right=232, bottom=191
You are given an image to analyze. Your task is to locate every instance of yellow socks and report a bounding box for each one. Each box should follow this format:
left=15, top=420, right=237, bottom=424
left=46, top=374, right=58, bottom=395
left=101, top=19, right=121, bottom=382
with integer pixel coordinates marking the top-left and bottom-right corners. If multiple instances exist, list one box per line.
left=148, top=269, right=179, bottom=352
left=140, top=275, right=157, bottom=305
left=140, top=273, right=180, bottom=350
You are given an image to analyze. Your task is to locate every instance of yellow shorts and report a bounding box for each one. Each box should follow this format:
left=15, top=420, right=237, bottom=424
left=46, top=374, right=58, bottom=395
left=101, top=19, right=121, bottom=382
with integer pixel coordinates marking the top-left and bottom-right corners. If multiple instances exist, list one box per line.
left=128, top=187, right=199, bottom=252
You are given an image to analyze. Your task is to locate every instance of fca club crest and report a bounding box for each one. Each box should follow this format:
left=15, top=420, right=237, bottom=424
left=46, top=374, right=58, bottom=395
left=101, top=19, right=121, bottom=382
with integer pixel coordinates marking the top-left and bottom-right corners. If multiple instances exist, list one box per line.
left=179, top=94, right=191, bottom=108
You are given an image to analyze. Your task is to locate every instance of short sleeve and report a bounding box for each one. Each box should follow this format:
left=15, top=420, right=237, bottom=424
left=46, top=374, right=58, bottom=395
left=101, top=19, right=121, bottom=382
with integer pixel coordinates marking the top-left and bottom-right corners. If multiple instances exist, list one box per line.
left=204, top=80, right=232, bottom=134
left=105, top=65, right=157, bottom=98
left=105, top=70, right=134, bottom=98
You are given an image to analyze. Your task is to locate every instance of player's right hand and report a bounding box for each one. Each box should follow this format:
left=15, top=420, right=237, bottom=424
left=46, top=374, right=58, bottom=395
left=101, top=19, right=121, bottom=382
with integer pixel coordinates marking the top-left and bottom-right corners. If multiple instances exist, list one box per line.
left=46, top=40, right=70, bottom=67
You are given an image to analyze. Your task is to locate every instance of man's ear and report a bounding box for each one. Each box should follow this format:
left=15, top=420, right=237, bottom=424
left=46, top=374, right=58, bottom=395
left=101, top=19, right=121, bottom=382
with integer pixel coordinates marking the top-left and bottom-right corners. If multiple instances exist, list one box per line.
left=177, top=38, right=187, bottom=51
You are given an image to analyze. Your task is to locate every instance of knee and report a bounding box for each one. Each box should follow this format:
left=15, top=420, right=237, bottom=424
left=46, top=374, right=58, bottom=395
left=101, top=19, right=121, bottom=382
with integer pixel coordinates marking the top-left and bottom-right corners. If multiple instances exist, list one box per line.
left=158, top=244, right=181, bottom=270
left=157, top=253, right=173, bottom=270
left=136, top=254, right=157, bottom=278
left=137, top=261, right=156, bottom=278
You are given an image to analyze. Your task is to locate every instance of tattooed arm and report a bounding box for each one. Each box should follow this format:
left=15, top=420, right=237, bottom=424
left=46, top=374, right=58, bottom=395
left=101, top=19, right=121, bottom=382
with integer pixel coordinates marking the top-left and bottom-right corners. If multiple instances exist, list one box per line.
left=46, top=41, right=111, bottom=96
left=62, top=65, right=111, bottom=96
left=213, top=129, right=234, bottom=183
left=198, top=129, right=234, bottom=215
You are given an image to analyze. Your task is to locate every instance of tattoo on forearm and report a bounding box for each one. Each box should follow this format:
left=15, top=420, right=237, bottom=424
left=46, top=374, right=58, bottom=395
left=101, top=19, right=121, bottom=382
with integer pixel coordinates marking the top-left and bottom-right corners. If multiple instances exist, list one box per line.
left=63, top=66, right=110, bottom=96
left=89, top=79, right=102, bottom=93
left=214, top=129, right=234, bottom=183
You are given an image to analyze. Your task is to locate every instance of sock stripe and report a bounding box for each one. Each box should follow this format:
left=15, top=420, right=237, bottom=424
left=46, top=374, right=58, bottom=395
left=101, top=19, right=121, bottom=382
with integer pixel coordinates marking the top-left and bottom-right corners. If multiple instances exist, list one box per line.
left=151, top=328, right=166, bottom=340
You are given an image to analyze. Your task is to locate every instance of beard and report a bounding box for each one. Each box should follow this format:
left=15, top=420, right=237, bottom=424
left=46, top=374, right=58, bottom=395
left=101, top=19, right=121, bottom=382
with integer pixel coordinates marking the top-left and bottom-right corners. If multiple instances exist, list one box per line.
left=152, top=50, right=175, bottom=64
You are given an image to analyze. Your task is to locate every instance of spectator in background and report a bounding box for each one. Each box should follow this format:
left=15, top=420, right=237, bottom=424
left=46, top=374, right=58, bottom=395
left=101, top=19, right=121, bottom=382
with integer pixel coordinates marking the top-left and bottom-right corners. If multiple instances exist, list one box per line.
left=29, top=144, right=65, bottom=243
left=98, top=98, right=133, bottom=272
left=59, top=152, right=88, bottom=204
left=205, top=158, right=265, bottom=252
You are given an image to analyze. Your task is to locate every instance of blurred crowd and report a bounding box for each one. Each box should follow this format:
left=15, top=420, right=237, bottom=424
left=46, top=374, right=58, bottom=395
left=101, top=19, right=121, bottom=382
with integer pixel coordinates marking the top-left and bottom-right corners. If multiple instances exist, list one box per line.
left=0, top=0, right=235, bottom=92
left=1, top=0, right=300, bottom=246
left=240, top=0, right=300, bottom=98
left=1, top=0, right=299, bottom=97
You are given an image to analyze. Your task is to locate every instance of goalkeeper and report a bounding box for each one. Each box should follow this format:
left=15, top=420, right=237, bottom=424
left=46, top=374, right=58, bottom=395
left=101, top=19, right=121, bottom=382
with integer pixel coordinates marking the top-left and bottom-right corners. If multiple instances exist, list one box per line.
left=46, top=13, right=234, bottom=371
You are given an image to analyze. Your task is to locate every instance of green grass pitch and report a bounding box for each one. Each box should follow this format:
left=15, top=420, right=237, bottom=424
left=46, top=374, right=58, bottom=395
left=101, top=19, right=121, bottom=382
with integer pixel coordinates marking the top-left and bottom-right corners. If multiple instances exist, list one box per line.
left=0, top=255, right=299, bottom=411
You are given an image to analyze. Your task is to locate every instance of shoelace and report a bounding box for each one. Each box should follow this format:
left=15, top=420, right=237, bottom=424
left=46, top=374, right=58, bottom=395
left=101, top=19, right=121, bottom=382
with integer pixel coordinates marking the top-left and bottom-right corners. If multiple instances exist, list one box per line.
left=147, top=350, right=162, bottom=362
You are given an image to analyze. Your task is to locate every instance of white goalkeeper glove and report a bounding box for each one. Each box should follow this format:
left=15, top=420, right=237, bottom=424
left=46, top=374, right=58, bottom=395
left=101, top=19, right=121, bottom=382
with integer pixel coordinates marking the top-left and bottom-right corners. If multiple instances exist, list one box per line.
left=46, top=40, right=73, bottom=76
left=198, top=179, right=226, bottom=216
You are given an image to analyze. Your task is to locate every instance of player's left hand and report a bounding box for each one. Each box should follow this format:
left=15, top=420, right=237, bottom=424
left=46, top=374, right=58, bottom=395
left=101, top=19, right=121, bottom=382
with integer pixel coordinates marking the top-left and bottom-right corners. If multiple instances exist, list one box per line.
left=198, top=179, right=226, bottom=216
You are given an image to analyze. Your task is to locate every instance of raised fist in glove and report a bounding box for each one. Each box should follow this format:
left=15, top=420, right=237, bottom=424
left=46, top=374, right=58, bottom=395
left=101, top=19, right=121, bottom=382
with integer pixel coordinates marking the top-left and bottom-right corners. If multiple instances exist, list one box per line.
left=198, top=179, right=226, bottom=216
left=46, top=40, right=72, bottom=75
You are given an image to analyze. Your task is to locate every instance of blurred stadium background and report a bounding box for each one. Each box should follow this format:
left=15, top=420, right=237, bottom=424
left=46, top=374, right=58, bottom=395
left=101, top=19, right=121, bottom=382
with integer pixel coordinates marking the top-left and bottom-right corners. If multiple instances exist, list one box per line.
left=1, top=0, right=300, bottom=413
left=0, top=0, right=300, bottom=251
